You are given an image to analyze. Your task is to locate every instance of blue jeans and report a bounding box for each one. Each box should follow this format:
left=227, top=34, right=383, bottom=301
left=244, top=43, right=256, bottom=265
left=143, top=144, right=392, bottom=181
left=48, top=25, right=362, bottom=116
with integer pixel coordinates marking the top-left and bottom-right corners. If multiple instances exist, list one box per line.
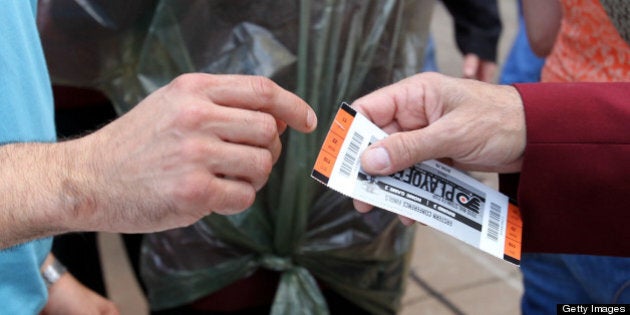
left=521, top=254, right=630, bottom=314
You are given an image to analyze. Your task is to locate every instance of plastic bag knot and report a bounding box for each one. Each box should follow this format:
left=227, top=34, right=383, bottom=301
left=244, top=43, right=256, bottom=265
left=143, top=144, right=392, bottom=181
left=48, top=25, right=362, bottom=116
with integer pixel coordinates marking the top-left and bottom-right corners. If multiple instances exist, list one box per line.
left=260, top=254, right=294, bottom=271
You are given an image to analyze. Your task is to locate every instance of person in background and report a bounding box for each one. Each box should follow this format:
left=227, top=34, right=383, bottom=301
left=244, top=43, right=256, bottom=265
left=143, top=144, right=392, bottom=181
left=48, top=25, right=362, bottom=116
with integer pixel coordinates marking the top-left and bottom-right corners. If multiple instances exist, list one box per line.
left=39, top=253, right=119, bottom=314
left=354, top=2, right=630, bottom=313
left=517, top=0, right=630, bottom=313
left=440, top=0, right=502, bottom=82
left=423, top=0, right=502, bottom=82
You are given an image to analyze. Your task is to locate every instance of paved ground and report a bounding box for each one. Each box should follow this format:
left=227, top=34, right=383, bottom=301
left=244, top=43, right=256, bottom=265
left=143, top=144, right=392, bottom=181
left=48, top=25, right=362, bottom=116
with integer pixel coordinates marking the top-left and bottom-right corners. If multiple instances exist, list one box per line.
left=99, top=2, right=522, bottom=314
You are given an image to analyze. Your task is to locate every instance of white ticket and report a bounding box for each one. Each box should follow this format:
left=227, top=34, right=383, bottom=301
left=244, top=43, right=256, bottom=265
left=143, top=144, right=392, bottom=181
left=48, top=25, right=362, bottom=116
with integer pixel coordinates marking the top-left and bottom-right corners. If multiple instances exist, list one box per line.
left=312, top=103, right=522, bottom=265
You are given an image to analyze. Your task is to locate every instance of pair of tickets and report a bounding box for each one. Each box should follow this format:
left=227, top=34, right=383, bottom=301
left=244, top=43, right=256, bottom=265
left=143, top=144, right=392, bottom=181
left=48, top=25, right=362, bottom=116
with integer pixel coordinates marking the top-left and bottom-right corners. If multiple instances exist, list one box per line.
left=311, top=103, right=522, bottom=265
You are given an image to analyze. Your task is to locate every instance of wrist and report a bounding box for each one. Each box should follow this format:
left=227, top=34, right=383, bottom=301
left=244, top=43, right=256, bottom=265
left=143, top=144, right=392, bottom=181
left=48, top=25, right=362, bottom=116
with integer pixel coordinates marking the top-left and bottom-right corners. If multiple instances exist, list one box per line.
left=41, top=256, right=68, bottom=289
left=56, top=138, right=101, bottom=232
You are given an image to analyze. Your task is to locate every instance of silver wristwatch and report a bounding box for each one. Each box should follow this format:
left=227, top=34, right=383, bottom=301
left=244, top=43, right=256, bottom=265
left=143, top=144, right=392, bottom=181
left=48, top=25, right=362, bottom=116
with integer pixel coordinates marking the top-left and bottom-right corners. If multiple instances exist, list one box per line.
left=42, top=258, right=67, bottom=288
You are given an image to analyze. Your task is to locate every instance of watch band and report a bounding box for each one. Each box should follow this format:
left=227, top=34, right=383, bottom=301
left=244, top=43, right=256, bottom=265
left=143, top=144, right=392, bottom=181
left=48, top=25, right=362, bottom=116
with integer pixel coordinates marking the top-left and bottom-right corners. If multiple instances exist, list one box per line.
left=42, top=258, right=67, bottom=288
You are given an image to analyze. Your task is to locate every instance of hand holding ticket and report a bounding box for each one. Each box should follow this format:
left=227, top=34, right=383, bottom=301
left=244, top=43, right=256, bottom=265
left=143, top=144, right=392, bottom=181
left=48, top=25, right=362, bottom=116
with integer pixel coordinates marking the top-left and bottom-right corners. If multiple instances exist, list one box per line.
left=351, top=72, right=526, bottom=175
left=312, top=103, right=522, bottom=265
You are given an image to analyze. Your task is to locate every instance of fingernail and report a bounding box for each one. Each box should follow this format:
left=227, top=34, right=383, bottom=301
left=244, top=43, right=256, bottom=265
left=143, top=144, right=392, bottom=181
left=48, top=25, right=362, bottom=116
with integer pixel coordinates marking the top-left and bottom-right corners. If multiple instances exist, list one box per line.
left=307, top=110, right=317, bottom=130
left=363, top=147, right=390, bottom=172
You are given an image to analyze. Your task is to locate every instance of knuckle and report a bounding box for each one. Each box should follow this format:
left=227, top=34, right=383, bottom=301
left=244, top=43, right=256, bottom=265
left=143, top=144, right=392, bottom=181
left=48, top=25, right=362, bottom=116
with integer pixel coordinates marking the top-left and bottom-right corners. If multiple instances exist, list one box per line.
left=173, top=104, right=212, bottom=131
left=256, top=150, right=274, bottom=177
left=256, top=114, right=279, bottom=145
left=169, top=73, right=203, bottom=92
left=171, top=172, right=211, bottom=204
left=231, top=189, right=256, bottom=213
left=270, top=138, right=282, bottom=163
left=244, top=149, right=273, bottom=180
left=169, top=73, right=218, bottom=92
left=249, top=76, right=277, bottom=107
left=210, top=185, right=256, bottom=215
left=391, top=133, right=418, bottom=166
left=239, top=150, right=273, bottom=191
left=178, top=138, right=209, bottom=162
left=205, top=185, right=228, bottom=211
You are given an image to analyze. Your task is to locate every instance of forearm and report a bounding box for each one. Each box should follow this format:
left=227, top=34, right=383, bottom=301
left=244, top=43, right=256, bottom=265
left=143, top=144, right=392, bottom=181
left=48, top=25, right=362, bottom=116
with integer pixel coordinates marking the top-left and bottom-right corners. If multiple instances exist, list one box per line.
left=0, top=141, right=86, bottom=248
left=514, top=82, right=630, bottom=256
left=0, top=74, right=317, bottom=248
left=522, top=0, right=562, bottom=57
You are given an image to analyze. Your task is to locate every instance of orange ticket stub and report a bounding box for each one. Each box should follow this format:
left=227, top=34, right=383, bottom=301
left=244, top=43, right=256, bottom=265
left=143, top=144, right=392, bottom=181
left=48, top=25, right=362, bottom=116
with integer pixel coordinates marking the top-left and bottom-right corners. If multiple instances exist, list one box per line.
left=312, top=103, right=522, bottom=265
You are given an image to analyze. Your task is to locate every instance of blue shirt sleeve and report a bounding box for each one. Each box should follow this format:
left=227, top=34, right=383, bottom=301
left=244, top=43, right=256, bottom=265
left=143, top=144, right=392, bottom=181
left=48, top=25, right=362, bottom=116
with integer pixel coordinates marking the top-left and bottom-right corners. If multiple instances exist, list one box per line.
left=0, top=1, right=57, bottom=313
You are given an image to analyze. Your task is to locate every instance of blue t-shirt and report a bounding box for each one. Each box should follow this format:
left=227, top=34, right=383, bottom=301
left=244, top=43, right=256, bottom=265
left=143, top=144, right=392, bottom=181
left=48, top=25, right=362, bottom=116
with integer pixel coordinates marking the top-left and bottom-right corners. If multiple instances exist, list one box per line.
left=0, top=0, right=57, bottom=313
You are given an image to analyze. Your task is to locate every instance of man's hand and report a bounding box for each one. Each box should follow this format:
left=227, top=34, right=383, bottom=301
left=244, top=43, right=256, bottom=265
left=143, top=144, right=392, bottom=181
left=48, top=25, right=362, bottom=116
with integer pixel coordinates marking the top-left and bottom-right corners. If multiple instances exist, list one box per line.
left=63, top=74, right=316, bottom=233
left=352, top=72, right=525, bottom=175
left=0, top=74, right=316, bottom=247
left=349, top=72, right=525, bottom=215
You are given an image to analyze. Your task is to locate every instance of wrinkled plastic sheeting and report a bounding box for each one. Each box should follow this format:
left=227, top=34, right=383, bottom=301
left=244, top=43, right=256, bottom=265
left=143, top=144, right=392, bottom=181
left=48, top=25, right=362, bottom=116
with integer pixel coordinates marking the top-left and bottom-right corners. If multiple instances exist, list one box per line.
left=39, top=0, right=434, bottom=314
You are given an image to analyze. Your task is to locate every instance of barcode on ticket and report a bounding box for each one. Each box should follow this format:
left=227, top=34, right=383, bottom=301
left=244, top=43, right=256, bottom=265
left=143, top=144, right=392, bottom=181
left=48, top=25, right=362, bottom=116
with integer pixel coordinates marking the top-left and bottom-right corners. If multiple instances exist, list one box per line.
left=339, top=132, right=363, bottom=177
left=487, top=203, right=501, bottom=241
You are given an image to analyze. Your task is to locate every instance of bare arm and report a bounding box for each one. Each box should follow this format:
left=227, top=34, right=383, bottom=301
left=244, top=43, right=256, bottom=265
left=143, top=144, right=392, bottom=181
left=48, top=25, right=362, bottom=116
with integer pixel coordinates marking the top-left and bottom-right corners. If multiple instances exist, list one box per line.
left=0, top=143, right=73, bottom=247
left=0, top=74, right=316, bottom=249
left=522, top=0, right=562, bottom=57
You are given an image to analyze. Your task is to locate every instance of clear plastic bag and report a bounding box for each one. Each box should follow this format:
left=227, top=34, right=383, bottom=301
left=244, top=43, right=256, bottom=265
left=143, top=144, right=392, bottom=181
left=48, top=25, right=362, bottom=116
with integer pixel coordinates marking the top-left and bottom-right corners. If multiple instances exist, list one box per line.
left=39, top=1, right=434, bottom=313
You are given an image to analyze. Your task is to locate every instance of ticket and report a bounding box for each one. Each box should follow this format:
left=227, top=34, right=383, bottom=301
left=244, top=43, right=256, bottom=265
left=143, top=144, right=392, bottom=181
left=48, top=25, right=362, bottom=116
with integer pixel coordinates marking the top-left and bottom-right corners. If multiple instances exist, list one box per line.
left=311, top=103, right=522, bottom=265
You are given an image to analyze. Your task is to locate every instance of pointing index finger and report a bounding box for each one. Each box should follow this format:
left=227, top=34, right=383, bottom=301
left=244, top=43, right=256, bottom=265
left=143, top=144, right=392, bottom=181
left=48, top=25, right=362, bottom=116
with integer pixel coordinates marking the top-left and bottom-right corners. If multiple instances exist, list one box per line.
left=201, top=74, right=317, bottom=133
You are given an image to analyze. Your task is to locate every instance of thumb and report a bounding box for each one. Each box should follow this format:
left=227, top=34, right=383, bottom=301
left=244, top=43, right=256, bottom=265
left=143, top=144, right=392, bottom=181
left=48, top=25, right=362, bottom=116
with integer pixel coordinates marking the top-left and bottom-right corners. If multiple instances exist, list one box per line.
left=360, top=128, right=444, bottom=175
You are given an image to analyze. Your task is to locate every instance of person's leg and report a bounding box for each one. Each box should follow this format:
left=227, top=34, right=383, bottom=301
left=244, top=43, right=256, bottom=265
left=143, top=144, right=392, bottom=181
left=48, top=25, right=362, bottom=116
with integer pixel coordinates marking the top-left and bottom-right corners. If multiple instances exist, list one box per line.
left=561, top=254, right=630, bottom=303
left=521, top=253, right=630, bottom=314
left=520, top=253, right=591, bottom=314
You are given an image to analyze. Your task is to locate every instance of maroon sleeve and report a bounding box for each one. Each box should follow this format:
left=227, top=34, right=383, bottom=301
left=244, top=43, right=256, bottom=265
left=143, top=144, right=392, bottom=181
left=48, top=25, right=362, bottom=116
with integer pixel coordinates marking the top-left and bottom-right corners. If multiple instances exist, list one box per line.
left=511, top=82, right=630, bottom=257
